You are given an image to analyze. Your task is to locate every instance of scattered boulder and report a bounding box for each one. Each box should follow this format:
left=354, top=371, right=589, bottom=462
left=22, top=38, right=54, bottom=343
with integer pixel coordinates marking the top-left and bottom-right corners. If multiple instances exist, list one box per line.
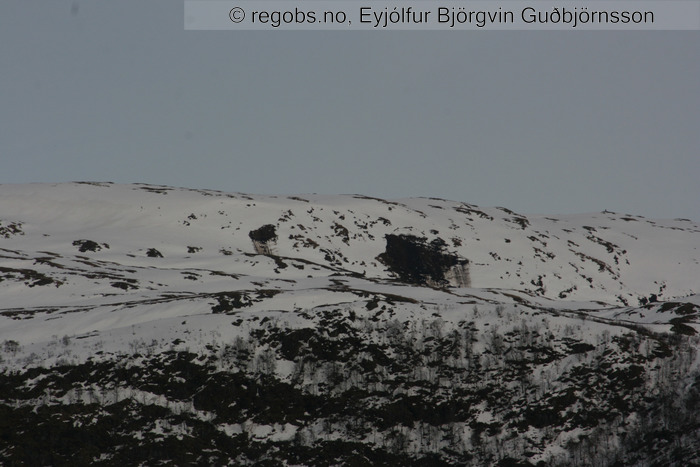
left=146, top=248, right=163, bottom=258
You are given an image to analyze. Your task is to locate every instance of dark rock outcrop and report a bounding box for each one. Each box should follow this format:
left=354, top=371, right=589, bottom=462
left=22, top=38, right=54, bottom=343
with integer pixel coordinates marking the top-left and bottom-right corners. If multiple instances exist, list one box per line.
left=249, top=224, right=277, bottom=255
left=378, top=234, right=470, bottom=287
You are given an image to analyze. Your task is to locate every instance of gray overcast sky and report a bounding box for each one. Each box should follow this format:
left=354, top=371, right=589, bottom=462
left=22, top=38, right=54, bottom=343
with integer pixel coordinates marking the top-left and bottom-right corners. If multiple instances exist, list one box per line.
left=1, top=1, right=699, bottom=220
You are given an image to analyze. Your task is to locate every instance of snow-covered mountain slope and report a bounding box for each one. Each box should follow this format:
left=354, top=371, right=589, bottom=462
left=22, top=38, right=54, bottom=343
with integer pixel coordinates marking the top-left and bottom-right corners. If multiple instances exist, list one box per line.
left=1, top=182, right=699, bottom=466
left=1, top=182, right=698, bottom=345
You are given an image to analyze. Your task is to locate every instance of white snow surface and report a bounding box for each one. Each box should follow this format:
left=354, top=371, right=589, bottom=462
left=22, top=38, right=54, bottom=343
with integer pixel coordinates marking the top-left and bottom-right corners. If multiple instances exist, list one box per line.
left=0, top=182, right=699, bottom=365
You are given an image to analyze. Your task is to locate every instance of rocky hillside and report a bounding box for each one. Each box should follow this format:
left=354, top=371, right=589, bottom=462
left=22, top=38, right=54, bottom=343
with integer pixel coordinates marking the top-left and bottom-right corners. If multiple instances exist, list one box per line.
left=1, top=182, right=699, bottom=465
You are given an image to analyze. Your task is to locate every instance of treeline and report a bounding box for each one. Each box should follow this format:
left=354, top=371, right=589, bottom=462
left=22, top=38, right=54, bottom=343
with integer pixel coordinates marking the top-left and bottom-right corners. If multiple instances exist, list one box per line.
left=0, top=306, right=698, bottom=465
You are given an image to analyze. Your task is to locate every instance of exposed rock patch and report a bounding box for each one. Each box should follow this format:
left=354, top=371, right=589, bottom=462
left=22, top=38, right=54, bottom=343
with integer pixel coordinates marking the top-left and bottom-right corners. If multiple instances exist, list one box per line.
left=249, top=224, right=277, bottom=255
left=0, top=221, right=24, bottom=239
left=146, top=248, right=163, bottom=258
left=72, top=239, right=109, bottom=253
left=378, top=234, right=470, bottom=287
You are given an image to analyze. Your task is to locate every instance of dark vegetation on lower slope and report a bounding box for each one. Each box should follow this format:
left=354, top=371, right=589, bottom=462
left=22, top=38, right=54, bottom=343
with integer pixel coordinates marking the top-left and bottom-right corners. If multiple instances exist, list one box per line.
left=1, top=307, right=698, bottom=466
